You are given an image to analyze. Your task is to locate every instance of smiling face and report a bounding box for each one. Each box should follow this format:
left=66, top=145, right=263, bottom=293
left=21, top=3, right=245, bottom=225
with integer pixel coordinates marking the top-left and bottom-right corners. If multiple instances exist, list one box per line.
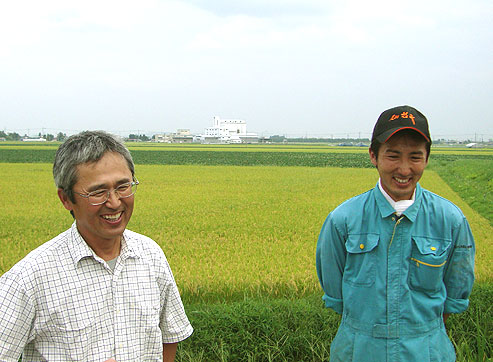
left=58, top=152, right=134, bottom=249
left=369, top=132, right=428, bottom=201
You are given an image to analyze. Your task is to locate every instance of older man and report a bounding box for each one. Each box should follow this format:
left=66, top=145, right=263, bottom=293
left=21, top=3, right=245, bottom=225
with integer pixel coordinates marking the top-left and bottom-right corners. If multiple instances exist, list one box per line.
left=316, top=106, right=475, bottom=361
left=0, top=131, right=192, bottom=361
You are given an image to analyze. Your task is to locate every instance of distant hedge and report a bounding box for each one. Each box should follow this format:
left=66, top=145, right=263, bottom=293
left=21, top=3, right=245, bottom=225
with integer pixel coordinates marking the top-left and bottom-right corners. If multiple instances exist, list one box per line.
left=0, top=149, right=372, bottom=168
left=0, top=148, right=490, bottom=168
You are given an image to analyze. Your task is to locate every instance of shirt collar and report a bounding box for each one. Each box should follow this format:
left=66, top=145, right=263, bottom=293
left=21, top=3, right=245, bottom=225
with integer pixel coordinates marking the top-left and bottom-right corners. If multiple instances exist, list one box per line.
left=121, top=230, right=140, bottom=260
left=69, top=222, right=140, bottom=266
left=70, top=222, right=95, bottom=265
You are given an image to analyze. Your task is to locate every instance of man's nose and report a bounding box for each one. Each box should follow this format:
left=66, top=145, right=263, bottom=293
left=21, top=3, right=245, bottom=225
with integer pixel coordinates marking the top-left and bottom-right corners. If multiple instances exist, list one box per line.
left=104, top=190, right=122, bottom=208
left=398, top=159, right=412, bottom=174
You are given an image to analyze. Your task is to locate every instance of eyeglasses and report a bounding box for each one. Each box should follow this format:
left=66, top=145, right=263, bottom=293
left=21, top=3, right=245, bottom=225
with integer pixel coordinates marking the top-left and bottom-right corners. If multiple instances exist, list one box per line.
left=73, top=179, right=139, bottom=206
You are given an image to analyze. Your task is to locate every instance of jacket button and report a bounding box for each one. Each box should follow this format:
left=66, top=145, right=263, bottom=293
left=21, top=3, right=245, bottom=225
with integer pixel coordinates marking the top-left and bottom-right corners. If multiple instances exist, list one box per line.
left=360, top=244, right=365, bottom=250
left=431, top=246, right=437, bottom=251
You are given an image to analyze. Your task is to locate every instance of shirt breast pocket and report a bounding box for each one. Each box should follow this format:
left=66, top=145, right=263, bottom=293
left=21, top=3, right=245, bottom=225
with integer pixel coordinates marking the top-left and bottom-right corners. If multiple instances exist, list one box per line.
left=409, top=236, right=451, bottom=293
left=49, top=306, right=95, bottom=360
left=343, top=233, right=379, bottom=287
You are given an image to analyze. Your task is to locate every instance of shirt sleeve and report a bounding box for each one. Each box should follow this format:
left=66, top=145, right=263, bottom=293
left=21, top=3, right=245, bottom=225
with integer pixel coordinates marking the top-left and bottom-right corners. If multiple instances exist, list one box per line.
left=159, top=275, right=193, bottom=343
left=0, top=271, right=35, bottom=361
left=157, top=255, right=193, bottom=344
left=443, top=216, right=475, bottom=314
left=316, top=212, right=347, bottom=314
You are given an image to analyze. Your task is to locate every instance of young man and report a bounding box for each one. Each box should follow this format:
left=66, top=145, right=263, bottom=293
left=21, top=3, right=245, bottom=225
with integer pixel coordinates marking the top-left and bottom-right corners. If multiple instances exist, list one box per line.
left=0, top=131, right=193, bottom=361
left=316, top=106, right=475, bottom=361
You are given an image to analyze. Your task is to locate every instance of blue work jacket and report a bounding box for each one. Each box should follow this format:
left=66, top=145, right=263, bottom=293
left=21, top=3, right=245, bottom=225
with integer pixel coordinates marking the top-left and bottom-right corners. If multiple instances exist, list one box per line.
left=316, top=183, right=475, bottom=362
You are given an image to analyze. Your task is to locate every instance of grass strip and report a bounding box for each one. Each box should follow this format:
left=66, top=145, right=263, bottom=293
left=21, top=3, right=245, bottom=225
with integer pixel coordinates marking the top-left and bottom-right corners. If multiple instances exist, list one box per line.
left=429, top=158, right=493, bottom=226
left=177, top=294, right=336, bottom=362
left=176, top=283, right=492, bottom=362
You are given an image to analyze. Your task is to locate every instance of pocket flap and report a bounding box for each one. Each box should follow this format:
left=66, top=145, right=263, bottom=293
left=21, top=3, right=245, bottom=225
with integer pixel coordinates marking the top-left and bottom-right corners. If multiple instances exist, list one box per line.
left=412, top=236, right=451, bottom=256
left=346, top=233, right=379, bottom=254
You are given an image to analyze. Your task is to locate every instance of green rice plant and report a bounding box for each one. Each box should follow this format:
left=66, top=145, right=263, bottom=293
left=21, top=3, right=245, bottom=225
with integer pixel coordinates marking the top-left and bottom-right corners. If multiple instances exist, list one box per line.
left=1, top=146, right=491, bottom=168
left=0, top=149, right=57, bottom=163
left=0, top=148, right=373, bottom=167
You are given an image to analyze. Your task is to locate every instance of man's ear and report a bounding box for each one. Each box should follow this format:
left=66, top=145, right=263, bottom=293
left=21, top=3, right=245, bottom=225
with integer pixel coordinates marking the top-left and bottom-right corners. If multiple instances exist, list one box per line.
left=58, top=189, right=73, bottom=211
left=369, top=148, right=378, bottom=168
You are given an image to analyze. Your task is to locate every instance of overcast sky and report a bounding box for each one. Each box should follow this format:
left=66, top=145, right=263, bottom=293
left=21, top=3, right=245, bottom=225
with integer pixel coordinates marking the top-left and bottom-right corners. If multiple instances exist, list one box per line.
left=1, top=0, right=492, bottom=139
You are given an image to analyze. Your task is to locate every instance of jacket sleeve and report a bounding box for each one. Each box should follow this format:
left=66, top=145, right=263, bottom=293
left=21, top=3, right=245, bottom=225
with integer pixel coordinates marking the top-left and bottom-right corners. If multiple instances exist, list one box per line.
left=0, top=271, right=35, bottom=361
left=443, top=216, right=475, bottom=314
left=316, top=212, right=347, bottom=314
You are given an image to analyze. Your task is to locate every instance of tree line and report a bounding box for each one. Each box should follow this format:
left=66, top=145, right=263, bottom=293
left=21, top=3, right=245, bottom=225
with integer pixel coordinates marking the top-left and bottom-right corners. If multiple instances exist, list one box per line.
left=0, top=131, right=67, bottom=141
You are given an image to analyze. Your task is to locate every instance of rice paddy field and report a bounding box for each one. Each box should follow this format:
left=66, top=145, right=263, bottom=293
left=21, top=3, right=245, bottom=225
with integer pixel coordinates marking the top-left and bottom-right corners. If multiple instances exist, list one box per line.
left=0, top=142, right=491, bottom=361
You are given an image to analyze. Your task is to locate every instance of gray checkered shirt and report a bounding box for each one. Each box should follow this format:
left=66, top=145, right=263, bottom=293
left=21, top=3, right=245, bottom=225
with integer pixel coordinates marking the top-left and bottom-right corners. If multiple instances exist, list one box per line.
left=0, top=223, right=193, bottom=361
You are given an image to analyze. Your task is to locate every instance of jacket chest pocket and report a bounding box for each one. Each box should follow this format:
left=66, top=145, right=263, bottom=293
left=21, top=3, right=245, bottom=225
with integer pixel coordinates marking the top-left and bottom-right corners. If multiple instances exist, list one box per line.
left=409, top=236, right=451, bottom=293
left=343, top=233, right=379, bottom=287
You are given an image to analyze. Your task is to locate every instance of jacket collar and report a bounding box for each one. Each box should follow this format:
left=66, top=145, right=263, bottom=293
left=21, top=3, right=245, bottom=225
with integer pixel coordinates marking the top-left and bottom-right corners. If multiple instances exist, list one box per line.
left=374, top=183, right=422, bottom=222
left=402, top=184, right=422, bottom=222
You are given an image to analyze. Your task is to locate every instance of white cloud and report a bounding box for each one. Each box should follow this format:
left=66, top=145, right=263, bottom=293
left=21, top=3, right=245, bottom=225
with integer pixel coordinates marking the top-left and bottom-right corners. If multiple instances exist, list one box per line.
left=0, top=0, right=491, bottom=137
left=179, top=0, right=332, bottom=17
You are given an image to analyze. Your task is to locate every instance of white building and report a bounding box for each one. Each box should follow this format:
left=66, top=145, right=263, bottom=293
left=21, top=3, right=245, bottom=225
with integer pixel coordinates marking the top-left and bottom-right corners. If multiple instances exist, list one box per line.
left=176, top=129, right=191, bottom=136
left=153, top=134, right=172, bottom=143
left=153, top=129, right=193, bottom=143
left=22, top=138, right=47, bottom=142
left=198, top=116, right=258, bottom=144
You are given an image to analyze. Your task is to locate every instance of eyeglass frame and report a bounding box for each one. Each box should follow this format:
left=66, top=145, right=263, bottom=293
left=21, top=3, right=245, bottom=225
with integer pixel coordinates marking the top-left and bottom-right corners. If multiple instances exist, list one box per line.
left=73, top=178, right=140, bottom=206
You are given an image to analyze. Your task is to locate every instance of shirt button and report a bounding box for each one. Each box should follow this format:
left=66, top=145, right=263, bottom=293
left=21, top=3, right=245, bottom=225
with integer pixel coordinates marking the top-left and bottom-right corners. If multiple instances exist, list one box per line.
left=359, top=244, right=365, bottom=250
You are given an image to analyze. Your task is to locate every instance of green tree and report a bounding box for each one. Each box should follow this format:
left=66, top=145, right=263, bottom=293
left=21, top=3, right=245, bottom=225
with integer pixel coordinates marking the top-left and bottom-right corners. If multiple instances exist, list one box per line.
left=7, top=132, right=21, bottom=141
left=269, top=135, right=286, bottom=143
left=56, top=132, right=67, bottom=142
left=128, top=134, right=149, bottom=141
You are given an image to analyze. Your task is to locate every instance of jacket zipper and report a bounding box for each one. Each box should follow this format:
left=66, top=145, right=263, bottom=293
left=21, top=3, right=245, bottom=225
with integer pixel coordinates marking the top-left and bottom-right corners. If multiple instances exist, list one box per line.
left=388, top=216, right=403, bottom=250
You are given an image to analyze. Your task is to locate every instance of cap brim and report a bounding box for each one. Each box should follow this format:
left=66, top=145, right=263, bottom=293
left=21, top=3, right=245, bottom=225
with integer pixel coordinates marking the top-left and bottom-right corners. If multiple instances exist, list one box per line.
left=376, top=127, right=430, bottom=143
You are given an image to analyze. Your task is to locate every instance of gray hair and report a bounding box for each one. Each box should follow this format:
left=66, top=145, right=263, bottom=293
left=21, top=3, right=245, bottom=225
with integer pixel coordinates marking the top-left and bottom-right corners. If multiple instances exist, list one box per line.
left=53, top=131, right=135, bottom=202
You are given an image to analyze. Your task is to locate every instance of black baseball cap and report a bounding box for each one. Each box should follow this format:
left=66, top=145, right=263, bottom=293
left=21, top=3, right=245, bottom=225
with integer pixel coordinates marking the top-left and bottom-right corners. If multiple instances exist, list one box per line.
left=371, top=105, right=431, bottom=143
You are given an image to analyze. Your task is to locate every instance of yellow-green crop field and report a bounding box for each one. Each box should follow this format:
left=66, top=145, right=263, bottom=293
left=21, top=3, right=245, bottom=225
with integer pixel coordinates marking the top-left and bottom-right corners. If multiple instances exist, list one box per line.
left=0, top=161, right=491, bottom=303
